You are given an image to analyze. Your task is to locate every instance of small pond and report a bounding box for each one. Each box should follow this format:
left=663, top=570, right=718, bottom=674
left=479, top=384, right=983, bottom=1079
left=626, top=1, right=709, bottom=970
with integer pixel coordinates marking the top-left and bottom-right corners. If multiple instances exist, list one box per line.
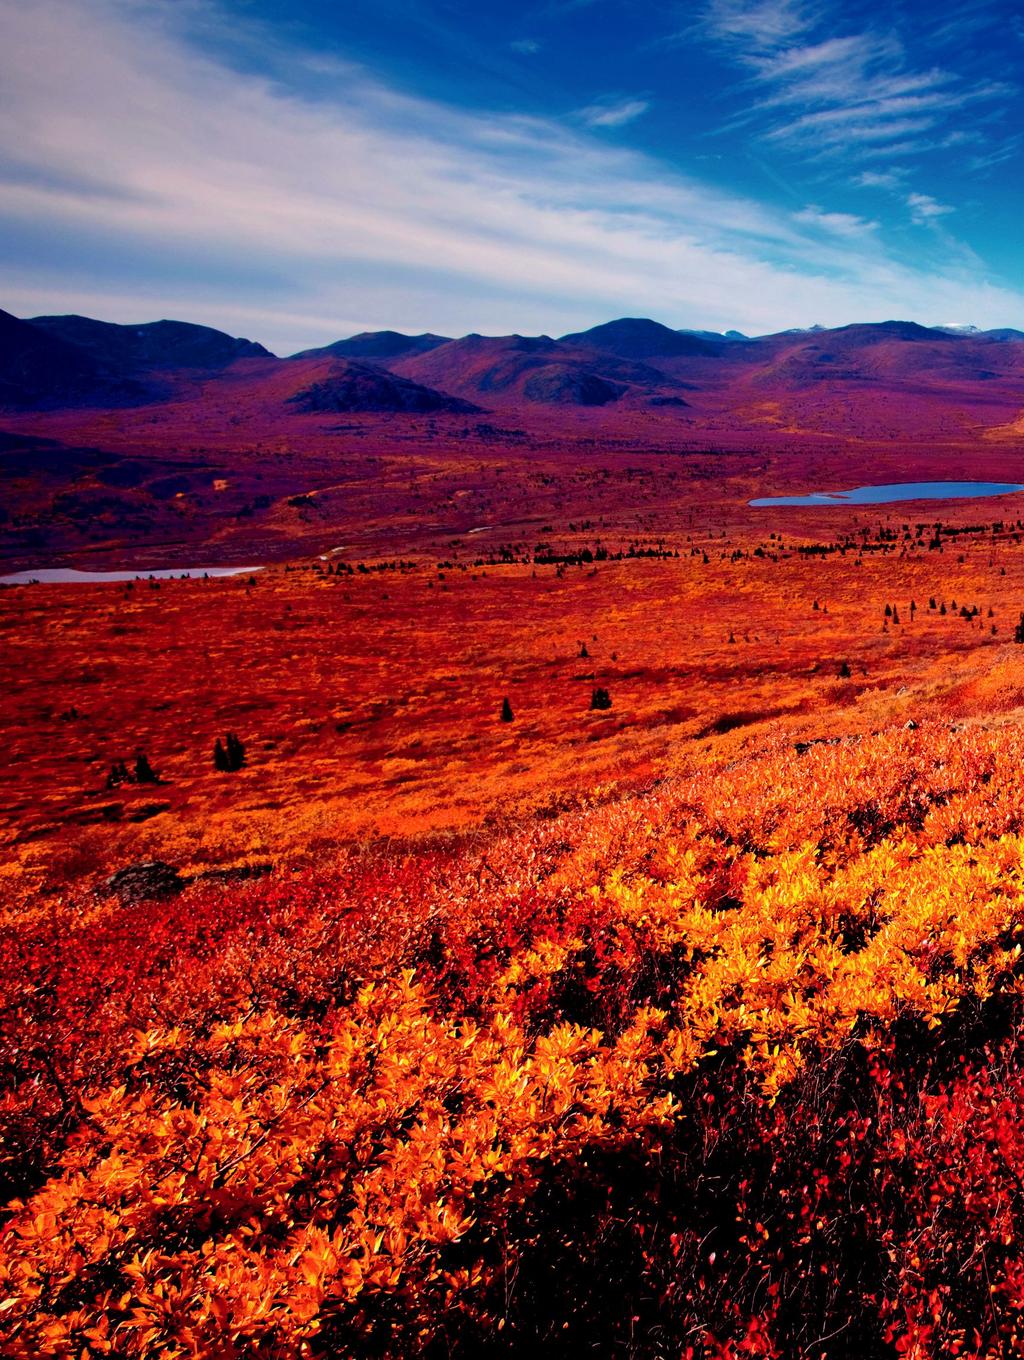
left=750, top=481, right=1024, bottom=507
left=0, top=566, right=261, bottom=585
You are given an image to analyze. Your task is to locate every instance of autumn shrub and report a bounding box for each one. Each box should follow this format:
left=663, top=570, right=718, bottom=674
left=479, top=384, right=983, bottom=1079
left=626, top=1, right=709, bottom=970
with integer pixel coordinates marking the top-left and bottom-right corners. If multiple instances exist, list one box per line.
left=6, top=721, right=1024, bottom=1354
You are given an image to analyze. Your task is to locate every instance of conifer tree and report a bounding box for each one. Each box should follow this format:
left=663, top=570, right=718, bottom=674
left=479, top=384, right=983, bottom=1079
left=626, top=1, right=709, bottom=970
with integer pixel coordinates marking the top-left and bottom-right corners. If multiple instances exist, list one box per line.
left=134, top=752, right=158, bottom=784
left=214, top=733, right=246, bottom=771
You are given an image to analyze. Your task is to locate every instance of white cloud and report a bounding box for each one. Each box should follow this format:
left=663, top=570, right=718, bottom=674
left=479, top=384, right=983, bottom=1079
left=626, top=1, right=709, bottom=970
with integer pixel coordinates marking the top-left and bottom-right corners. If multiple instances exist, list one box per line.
left=0, top=0, right=1019, bottom=352
left=576, top=97, right=651, bottom=128
left=906, top=192, right=954, bottom=224
left=853, top=169, right=907, bottom=189
left=704, top=0, right=815, bottom=49
left=704, top=3, right=1006, bottom=160
left=510, top=38, right=540, bottom=54
left=793, top=206, right=878, bottom=236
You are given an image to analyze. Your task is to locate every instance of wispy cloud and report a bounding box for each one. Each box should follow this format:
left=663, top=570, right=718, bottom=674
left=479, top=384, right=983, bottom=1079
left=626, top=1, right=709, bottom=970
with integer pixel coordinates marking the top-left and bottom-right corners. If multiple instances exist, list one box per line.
left=576, top=96, right=651, bottom=128
left=968, top=133, right=1024, bottom=173
left=853, top=169, right=907, bottom=189
left=510, top=38, right=540, bottom=54
left=793, top=206, right=878, bottom=236
left=704, top=0, right=815, bottom=50
left=703, top=1, right=1007, bottom=160
left=906, top=192, right=954, bottom=225
left=0, top=0, right=1020, bottom=350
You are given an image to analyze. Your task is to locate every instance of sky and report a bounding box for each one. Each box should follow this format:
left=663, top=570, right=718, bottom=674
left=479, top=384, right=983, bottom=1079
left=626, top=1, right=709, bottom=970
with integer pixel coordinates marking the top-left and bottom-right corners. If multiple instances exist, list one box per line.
left=0, top=0, right=1022, bottom=353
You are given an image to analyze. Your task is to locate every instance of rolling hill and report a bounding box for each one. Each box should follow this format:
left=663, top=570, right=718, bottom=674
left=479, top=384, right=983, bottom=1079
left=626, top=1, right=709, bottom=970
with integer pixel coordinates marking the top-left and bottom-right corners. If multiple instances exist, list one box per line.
left=30, top=315, right=272, bottom=372
left=291, top=330, right=451, bottom=362
left=4, top=309, right=1024, bottom=423
left=286, top=358, right=480, bottom=414
left=559, top=316, right=724, bottom=359
left=388, top=333, right=685, bottom=406
left=0, top=309, right=150, bottom=409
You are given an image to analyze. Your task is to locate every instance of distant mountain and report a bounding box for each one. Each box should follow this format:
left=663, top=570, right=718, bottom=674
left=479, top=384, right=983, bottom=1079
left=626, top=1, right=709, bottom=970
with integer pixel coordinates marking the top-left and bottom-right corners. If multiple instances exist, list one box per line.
left=825, top=320, right=956, bottom=346
left=559, top=317, right=721, bottom=360
left=518, top=366, right=624, bottom=406
left=287, top=359, right=480, bottom=414
left=0, top=308, right=149, bottom=409
left=678, top=328, right=749, bottom=343
left=291, top=331, right=451, bottom=361
left=30, top=315, right=272, bottom=372
left=6, top=308, right=1024, bottom=418
left=395, top=333, right=562, bottom=389
left=747, top=319, right=1024, bottom=389
left=390, top=333, right=681, bottom=406
left=765, top=325, right=828, bottom=337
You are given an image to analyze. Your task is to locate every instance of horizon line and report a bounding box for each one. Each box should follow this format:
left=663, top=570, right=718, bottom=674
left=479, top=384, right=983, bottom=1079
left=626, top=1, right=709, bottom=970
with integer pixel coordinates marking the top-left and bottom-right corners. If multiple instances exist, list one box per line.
left=9, top=307, right=1022, bottom=359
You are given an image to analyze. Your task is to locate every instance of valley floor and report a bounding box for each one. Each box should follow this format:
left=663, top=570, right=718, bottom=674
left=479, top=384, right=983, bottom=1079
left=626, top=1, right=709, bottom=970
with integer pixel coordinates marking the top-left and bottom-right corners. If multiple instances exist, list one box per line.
left=5, top=460, right=1024, bottom=1355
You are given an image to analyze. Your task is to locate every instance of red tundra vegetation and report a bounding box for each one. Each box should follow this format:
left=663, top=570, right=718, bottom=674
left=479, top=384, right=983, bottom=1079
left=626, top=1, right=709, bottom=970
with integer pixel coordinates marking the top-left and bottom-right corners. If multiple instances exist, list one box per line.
left=6, top=365, right=1024, bottom=1354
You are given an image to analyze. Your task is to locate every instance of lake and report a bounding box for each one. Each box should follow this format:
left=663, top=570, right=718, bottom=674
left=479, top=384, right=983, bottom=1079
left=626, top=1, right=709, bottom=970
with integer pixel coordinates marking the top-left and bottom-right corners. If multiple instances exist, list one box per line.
left=0, top=566, right=261, bottom=585
left=750, top=481, right=1024, bottom=507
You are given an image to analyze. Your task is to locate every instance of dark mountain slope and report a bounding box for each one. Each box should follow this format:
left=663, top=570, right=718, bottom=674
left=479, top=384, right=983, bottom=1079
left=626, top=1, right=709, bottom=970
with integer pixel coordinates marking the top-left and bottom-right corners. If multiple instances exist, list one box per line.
left=287, top=358, right=480, bottom=414
left=29, top=315, right=272, bottom=372
left=745, top=320, right=1024, bottom=388
left=559, top=318, right=721, bottom=360
left=392, top=334, right=682, bottom=406
left=0, top=309, right=150, bottom=409
left=291, top=331, right=451, bottom=362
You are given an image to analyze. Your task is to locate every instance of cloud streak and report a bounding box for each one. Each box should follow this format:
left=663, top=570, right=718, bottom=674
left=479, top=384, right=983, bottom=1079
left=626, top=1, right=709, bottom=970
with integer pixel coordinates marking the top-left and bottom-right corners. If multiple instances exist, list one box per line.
left=704, top=0, right=815, bottom=50
left=577, top=97, right=651, bottom=128
left=793, top=206, right=878, bottom=236
left=906, top=192, right=954, bottom=225
left=703, top=1, right=1007, bottom=161
left=0, top=0, right=1020, bottom=352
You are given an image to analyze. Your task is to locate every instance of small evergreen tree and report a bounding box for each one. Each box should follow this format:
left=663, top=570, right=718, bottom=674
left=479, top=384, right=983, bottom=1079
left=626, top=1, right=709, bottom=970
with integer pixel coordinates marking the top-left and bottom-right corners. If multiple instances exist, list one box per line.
left=500, top=697, right=514, bottom=723
left=106, top=760, right=130, bottom=789
left=134, top=752, right=158, bottom=784
left=590, top=687, right=612, bottom=711
left=214, top=733, right=246, bottom=772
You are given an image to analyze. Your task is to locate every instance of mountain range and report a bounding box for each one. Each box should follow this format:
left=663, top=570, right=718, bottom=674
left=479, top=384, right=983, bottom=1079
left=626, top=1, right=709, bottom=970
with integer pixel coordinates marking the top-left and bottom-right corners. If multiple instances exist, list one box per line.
left=2, top=308, right=1024, bottom=415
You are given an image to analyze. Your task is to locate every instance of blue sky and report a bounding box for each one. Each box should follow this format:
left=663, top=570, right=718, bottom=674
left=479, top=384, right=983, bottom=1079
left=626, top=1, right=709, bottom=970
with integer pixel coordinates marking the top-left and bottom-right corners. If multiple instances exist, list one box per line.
left=0, top=0, right=1021, bottom=352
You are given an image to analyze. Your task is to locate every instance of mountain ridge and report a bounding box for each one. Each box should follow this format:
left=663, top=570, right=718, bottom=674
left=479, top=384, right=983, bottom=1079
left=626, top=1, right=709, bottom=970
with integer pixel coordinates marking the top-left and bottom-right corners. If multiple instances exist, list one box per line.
left=4, top=309, right=1024, bottom=412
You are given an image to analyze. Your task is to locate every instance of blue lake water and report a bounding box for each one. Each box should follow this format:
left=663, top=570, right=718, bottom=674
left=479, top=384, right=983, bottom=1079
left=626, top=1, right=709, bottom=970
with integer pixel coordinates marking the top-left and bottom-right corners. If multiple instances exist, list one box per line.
left=750, top=481, right=1024, bottom=507
left=0, top=566, right=261, bottom=585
